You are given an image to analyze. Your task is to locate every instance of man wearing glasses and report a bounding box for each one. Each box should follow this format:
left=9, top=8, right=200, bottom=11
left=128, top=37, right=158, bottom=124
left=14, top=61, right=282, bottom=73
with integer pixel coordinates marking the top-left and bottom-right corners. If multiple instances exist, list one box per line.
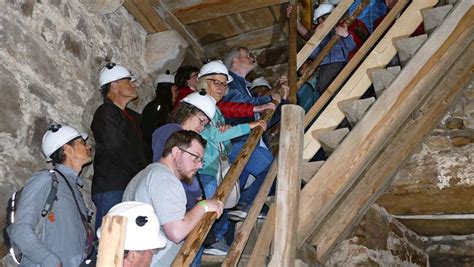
left=90, top=63, right=147, bottom=231
left=123, top=130, right=224, bottom=266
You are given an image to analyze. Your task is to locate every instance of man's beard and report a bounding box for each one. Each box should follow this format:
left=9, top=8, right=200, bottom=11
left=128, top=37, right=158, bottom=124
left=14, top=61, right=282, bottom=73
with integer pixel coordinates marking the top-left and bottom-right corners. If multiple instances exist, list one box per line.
left=176, top=157, right=196, bottom=184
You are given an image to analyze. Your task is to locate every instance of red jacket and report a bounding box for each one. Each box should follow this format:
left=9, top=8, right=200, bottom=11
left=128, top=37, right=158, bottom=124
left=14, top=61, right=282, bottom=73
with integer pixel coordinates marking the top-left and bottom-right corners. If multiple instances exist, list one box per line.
left=174, top=86, right=254, bottom=118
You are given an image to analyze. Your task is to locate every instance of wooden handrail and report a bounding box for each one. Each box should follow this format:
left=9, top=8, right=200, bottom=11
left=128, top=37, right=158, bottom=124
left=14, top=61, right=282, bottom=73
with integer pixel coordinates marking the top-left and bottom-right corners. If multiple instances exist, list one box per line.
left=172, top=109, right=275, bottom=266
left=296, top=0, right=354, bottom=69
left=296, top=0, right=369, bottom=89
left=304, top=0, right=409, bottom=127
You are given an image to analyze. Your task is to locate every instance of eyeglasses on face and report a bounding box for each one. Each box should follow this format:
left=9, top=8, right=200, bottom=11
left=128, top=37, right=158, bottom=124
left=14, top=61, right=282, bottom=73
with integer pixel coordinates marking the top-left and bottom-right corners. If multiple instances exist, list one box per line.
left=205, top=78, right=228, bottom=89
left=178, top=147, right=205, bottom=165
left=196, top=114, right=209, bottom=127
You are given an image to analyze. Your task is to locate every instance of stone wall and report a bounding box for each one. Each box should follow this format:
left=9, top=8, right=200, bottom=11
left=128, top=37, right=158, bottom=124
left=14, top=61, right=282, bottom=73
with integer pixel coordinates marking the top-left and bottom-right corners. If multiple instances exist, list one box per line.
left=326, top=205, right=429, bottom=266
left=0, top=0, right=170, bottom=258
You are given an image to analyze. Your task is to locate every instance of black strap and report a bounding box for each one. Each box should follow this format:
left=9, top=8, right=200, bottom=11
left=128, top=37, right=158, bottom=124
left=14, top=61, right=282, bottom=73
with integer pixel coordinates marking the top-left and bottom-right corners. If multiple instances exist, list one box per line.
left=41, top=172, right=59, bottom=217
left=195, top=172, right=207, bottom=200
left=52, top=169, right=87, bottom=223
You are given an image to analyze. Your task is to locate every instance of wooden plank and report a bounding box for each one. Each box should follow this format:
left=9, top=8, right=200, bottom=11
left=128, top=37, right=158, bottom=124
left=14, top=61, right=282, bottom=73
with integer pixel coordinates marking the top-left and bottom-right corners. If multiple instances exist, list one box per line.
left=269, top=105, right=304, bottom=267
left=169, top=0, right=289, bottom=25
left=247, top=204, right=276, bottom=267
left=123, top=0, right=158, bottom=33
left=203, top=25, right=286, bottom=59
left=303, top=0, right=408, bottom=128
left=310, top=40, right=474, bottom=262
left=153, top=1, right=205, bottom=59
left=297, top=0, right=472, bottom=250
left=97, top=215, right=127, bottom=267
left=172, top=110, right=275, bottom=266
left=288, top=0, right=298, bottom=104
left=132, top=0, right=169, bottom=32
left=302, top=0, right=438, bottom=159
left=222, top=161, right=278, bottom=267
left=296, top=0, right=354, bottom=70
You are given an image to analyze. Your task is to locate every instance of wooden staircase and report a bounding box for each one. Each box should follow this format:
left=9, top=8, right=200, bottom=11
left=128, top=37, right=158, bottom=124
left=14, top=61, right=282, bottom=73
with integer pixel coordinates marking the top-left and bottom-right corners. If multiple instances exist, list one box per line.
left=240, top=0, right=472, bottom=265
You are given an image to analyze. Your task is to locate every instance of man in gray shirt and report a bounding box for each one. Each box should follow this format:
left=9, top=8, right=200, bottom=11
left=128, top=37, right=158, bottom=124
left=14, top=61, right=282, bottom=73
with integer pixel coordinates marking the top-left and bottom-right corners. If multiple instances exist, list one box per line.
left=123, top=130, right=223, bottom=266
left=8, top=124, right=93, bottom=267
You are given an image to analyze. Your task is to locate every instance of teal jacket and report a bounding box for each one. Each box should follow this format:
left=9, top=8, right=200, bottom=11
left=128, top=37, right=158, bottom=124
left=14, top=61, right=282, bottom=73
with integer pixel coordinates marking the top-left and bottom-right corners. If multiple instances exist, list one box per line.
left=198, top=108, right=250, bottom=177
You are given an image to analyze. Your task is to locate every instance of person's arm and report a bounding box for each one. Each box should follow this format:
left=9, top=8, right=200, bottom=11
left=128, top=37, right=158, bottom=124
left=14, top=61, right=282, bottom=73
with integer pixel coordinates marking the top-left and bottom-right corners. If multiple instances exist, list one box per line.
left=9, top=173, right=62, bottom=266
left=162, top=199, right=223, bottom=243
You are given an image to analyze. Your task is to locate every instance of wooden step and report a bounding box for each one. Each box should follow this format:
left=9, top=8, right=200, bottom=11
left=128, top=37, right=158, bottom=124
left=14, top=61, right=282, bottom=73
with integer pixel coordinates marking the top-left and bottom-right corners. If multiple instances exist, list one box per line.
left=422, top=5, right=453, bottom=33
left=302, top=0, right=438, bottom=160
left=319, top=128, right=350, bottom=156
left=371, top=66, right=401, bottom=97
left=339, top=97, right=376, bottom=127
left=301, top=161, right=325, bottom=184
left=395, top=34, right=428, bottom=66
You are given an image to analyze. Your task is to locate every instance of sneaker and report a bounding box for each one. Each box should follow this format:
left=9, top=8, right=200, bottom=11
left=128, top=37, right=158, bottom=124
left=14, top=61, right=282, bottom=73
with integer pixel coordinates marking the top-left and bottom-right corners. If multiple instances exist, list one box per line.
left=228, top=209, right=248, bottom=222
left=203, top=239, right=229, bottom=256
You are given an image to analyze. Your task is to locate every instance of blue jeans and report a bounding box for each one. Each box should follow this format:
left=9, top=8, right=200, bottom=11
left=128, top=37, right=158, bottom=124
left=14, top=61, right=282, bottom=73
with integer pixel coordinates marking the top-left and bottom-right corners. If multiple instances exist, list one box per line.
left=199, top=174, right=229, bottom=241
left=229, top=141, right=273, bottom=209
left=92, top=191, right=124, bottom=231
left=191, top=246, right=204, bottom=267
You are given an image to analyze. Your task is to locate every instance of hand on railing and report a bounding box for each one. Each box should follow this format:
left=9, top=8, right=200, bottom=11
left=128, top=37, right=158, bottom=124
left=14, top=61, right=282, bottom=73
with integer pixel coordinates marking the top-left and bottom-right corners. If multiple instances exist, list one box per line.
left=249, top=120, right=267, bottom=131
left=204, top=199, right=224, bottom=218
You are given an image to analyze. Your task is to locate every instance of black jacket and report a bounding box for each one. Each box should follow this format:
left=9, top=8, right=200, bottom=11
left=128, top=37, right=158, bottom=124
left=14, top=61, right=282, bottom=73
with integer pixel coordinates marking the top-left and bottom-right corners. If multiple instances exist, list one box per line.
left=91, top=98, right=147, bottom=195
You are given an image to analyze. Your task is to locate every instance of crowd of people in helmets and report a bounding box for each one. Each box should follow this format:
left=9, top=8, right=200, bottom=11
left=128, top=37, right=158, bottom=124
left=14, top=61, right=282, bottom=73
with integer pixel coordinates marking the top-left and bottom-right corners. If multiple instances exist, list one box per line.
left=6, top=1, right=395, bottom=266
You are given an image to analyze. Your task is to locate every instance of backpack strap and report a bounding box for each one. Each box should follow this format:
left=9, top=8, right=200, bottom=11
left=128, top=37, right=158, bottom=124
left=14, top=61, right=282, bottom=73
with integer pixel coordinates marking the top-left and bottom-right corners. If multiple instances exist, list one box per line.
left=40, top=171, right=59, bottom=217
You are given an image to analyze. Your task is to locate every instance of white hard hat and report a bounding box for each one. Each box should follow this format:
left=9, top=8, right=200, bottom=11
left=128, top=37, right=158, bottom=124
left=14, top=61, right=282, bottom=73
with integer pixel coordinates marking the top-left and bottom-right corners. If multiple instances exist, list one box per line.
left=251, top=77, right=271, bottom=90
left=99, top=63, right=136, bottom=87
left=198, top=60, right=233, bottom=83
left=182, top=92, right=217, bottom=119
left=313, top=3, right=335, bottom=23
left=98, top=201, right=167, bottom=251
left=41, top=124, right=88, bottom=161
left=155, top=70, right=175, bottom=85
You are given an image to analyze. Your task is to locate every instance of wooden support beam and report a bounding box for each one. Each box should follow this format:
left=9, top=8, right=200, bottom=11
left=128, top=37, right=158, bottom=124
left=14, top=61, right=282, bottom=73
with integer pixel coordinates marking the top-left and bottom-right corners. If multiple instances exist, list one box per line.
left=288, top=0, right=298, bottom=104
left=303, top=0, right=408, bottom=128
left=153, top=1, right=205, bottom=59
left=247, top=204, right=276, bottom=267
left=172, top=110, right=275, bottom=266
left=303, top=0, right=438, bottom=159
left=297, top=0, right=472, bottom=251
left=203, top=25, right=286, bottom=59
left=310, top=39, right=474, bottom=263
left=222, top=161, right=279, bottom=267
left=170, top=0, right=289, bottom=25
left=269, top=105, right=304, bottom=267
left=123, top=0, right=162, bottom=33
left=96, top=215, right=127, bottom=267
left=296, top=0, right=354, bottom=70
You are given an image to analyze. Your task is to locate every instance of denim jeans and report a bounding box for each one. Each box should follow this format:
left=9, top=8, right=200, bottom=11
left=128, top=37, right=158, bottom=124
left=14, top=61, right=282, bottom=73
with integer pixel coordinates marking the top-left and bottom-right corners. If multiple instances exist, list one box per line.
left=229, top=141, right=273, bottom=209
left=92, top=191, right=124, bottom=231
left=199, top=174, right=229, bottom=241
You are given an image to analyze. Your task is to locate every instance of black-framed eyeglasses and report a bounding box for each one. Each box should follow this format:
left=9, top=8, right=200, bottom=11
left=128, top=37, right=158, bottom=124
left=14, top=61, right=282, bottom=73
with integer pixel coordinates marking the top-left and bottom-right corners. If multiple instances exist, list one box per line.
left=178, top=148, right=205, bottom=165
left=206, top=78, right=228, bottom=89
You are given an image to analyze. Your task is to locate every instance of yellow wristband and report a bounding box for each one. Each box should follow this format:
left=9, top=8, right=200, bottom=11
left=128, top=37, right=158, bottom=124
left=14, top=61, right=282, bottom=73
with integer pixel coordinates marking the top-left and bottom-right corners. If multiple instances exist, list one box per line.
left=198, top=200, right=209, bottom=213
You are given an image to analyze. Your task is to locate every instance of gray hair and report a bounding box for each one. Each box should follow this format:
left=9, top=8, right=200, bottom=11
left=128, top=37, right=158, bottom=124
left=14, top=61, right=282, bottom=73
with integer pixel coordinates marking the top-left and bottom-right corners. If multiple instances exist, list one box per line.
left=223, top=46, right=248, bottom=69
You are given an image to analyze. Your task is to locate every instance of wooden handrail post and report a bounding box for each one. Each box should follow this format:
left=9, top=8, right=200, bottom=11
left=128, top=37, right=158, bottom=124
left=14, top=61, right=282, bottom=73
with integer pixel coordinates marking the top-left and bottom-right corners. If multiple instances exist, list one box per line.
left=288, top=0, right=298, bottom=104
left=96, top=215, right=127, bottom=267
left=172, top=109, right=275, bottom=266
left=296, top=0, right=369, bottom=89
left=269, top=105, right=304, bottom=267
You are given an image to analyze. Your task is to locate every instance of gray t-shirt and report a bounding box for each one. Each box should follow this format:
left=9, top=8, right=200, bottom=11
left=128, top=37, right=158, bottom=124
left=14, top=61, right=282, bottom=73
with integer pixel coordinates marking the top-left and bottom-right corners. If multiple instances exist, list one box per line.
left=123, top=162, right=187, bottom=266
